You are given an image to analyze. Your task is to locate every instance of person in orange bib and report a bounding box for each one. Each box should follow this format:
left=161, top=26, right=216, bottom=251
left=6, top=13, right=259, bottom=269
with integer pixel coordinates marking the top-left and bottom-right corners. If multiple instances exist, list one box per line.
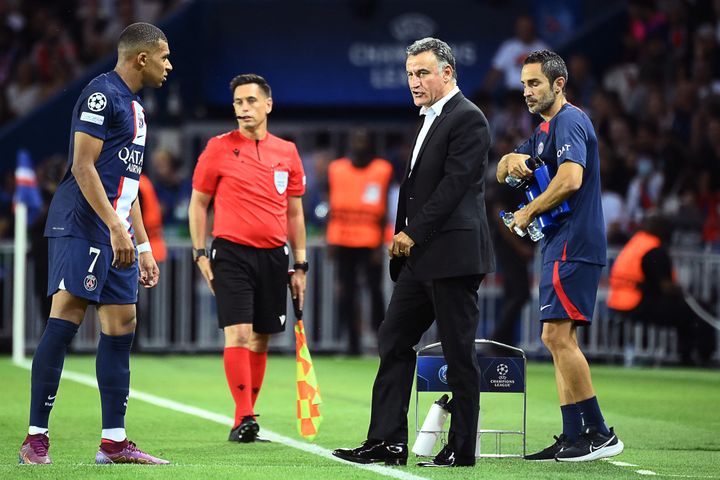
left=327, top=129, right=393, bottom=355
left=608, top=214, right=713, bottom=365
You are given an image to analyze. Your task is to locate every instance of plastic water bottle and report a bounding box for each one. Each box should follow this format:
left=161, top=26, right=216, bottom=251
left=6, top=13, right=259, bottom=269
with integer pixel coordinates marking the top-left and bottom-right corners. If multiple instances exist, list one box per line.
left=499, top=210, right=527, bottom=237
left=412, top=394, right=450, bottom=456
left=527, top=219, right=544, bottom=242
left=504, top=157, right=539, bottom=188
left=504, top=173, right=524, bottom=188
left=531, top=159, right=571, bottom=218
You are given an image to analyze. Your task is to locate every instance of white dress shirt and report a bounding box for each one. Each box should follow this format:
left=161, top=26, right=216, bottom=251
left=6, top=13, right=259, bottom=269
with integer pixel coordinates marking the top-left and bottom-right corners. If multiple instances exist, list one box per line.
left=409, top=85, right=460, bottom=175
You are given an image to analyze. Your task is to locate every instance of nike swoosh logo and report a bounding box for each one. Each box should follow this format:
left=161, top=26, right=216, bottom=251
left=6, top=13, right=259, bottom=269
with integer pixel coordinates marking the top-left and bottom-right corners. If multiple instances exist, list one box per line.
left=47, top=395, right=56, bottom=400
left=540, top=304, right=552, bottom=311
left=589, top=436, right=614, bottom=452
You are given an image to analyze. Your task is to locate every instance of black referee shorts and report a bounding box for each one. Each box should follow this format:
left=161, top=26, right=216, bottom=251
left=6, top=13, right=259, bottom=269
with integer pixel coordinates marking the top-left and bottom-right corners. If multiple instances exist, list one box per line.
left=210, top=237, right=289, bottom=334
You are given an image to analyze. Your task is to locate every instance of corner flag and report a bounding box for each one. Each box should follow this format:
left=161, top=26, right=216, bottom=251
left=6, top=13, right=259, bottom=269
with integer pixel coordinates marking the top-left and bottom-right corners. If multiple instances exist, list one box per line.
left=13, top=149, right=42, bottom=364
left=13, top=149, right=43, bottom=223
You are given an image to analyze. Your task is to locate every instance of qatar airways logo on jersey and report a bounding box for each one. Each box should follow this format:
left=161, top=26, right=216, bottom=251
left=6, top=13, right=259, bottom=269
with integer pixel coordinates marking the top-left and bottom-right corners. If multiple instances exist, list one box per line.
left=557, top=144, right=572, bottom=158
left=118, top=146, right=144, bottom=174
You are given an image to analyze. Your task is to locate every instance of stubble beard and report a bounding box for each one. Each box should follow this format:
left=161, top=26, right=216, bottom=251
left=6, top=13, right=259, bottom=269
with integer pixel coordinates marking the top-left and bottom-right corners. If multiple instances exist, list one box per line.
left=528, top=89, right=556, bottom=115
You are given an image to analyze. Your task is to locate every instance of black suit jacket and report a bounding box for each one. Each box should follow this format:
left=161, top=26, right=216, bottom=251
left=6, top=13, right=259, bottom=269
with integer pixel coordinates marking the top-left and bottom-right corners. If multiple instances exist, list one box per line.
left=390, top=92, right=495, bottom=281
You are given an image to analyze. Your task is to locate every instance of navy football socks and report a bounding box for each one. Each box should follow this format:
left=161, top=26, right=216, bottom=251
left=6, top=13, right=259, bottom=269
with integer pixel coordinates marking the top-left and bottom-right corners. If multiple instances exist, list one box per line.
left=577, top=396, right=611, bottom=436
left=560, top=403, right=583, bottom=442
left=96, top=332, right=134, bottom=429
left=29, top=318, right=79, bottom=428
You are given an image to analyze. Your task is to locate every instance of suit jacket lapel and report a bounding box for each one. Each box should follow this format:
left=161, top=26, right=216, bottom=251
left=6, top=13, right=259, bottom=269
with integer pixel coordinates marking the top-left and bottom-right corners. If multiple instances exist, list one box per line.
left=403, top=116, right=425, bottom=181
left=408, top=92, right=465, bottom=180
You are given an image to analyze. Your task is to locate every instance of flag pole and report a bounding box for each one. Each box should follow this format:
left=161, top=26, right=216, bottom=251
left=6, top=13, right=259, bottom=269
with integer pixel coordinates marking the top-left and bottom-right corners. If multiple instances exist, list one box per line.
left=13, top=202, right=27, bottom=365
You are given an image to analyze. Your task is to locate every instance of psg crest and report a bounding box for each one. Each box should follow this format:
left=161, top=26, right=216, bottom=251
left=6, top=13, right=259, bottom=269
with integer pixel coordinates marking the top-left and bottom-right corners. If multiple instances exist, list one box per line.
left=84, top=274, right=98, bottom=292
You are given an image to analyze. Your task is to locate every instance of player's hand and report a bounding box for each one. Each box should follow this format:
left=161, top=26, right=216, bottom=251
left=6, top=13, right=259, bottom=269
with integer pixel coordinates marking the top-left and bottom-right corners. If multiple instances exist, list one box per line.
left=138, top=252, right=159, bottom=288
left=290, top=269, right=306, bottom=310
left=110, top=225, right=135, bottom=268
left=504, top=153, right=533, bottom=179
left=511, top=206, right=533, bottom=230
left=389, top=231, right=415, bottom=258
left=196, top=256, right=215, bottom=295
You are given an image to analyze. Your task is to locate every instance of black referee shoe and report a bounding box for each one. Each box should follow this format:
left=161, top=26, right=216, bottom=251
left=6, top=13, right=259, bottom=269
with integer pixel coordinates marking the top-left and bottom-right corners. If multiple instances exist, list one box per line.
left=228, top=416, right=260, bottom=443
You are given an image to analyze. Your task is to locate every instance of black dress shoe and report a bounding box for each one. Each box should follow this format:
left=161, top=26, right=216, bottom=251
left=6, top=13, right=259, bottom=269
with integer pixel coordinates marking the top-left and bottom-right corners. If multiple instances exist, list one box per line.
left=332, top=440, right=407, bottom=465
left=417, top=446, right=475, bottom=467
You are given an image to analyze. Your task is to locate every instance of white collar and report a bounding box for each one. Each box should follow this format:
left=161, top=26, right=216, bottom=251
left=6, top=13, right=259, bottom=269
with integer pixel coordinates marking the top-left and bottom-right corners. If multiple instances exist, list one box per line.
left=419, top=85, right=460, bottom=117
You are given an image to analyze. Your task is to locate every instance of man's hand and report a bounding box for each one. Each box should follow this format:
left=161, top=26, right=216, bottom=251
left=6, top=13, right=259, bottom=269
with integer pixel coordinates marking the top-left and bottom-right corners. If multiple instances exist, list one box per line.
left=389, top=231, right=415, bottom=258
left=196, top=256, right=215, bottom=295
left=510, top=205, right=533, bottom=231
left=289, top=269, right=307, bottom=310
left=138, top=252, right=159, bottom=288
left=110, top=225, right=135, bottom=268
left=504, top=153, right=533, bottom=179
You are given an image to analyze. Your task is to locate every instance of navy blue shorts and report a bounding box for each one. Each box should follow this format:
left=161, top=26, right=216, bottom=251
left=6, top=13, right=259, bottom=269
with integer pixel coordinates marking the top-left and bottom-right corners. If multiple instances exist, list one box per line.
left=47, top=236, right=138, bottom=305
left=538, top=260, right=602, bottom=325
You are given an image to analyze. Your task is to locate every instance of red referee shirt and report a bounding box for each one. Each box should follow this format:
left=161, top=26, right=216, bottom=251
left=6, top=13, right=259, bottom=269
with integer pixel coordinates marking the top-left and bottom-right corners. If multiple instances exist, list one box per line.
left=192, top=130, right=306, bottom=248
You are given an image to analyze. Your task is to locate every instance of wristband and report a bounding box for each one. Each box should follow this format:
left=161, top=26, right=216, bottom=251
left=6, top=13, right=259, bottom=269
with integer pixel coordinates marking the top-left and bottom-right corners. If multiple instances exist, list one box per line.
left=136, top=242, right=152, bottom=254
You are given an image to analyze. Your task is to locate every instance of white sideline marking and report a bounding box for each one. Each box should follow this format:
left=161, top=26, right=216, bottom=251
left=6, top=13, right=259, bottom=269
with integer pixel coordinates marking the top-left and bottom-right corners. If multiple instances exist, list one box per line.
left=14, top=360, right=430, bottom=480
left=605, top=458, right=720, bottom=478
left=638, top=476, right=720, bottom=479
left=607, top=461, right=639, bottom=467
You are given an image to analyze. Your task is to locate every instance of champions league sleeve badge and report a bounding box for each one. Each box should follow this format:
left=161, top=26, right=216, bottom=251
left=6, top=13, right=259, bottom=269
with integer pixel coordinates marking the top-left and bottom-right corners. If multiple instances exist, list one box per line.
left=87, top=92, right=107, bottom=112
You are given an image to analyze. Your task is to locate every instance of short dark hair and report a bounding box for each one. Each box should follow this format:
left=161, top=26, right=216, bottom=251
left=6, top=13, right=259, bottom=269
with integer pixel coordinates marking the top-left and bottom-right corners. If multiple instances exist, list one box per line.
left=117, top=22, right=167, bottom=57
left=406, top=37, right=457, bottom=80
left=229, top=73, right=272, bottom=98
left=524, top=50, right=568, bottom=90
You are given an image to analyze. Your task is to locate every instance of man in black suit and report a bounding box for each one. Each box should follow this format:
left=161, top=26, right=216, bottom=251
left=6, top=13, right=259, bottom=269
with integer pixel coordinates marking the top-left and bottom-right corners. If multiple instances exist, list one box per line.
left=333, top=37, right=494, bottom=468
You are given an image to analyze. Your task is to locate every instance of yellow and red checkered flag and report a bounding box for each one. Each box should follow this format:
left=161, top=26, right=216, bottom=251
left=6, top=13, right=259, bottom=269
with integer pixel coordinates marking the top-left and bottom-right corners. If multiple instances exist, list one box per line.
left=295, top=318, right=322, bottom=440
left=289, top=271, right=322, bottom=440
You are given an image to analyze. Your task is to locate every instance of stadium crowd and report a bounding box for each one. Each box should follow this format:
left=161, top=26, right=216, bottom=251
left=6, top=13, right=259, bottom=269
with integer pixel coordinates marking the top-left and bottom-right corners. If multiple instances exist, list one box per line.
left=2, top=0, right=720, bottom=252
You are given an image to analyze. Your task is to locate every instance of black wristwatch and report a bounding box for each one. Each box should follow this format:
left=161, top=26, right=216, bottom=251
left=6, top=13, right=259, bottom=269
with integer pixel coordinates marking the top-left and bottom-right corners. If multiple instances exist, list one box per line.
left=293, top=261, right=309, bottom=272
left=192, top=248, right=208, bottom=262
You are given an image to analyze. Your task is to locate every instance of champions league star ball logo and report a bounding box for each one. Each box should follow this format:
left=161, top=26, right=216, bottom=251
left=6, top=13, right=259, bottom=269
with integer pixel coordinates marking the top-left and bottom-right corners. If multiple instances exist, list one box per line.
left=87, top=92, right=107, bottom=112
left=84, top=274, right=98, bottom=292
left=438, top=364, right=448, bottom=384
left=496, top=364, right=509, bottom=376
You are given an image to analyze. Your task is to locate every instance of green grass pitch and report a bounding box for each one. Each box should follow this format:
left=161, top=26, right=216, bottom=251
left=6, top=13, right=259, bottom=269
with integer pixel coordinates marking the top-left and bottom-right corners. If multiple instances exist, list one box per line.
left=1, top=354, right=719, bottom=479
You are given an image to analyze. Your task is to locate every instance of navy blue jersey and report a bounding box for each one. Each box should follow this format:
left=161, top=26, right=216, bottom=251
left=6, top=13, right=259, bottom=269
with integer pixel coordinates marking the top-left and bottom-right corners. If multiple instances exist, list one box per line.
left=45, top=71, right=146, bottom=245
left=516, top=103, right=606, bottom=265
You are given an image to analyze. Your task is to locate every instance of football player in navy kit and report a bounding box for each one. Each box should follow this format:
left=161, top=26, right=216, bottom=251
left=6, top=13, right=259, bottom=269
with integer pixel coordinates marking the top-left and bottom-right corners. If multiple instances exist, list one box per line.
left=19, top=23, right=172, bottom=465
left=496, top=50, right=624, bottom=462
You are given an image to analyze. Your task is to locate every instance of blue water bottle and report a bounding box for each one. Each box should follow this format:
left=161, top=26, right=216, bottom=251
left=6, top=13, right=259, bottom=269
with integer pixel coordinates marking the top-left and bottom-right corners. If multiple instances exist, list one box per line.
left=531, top=159, right=571, bottom=218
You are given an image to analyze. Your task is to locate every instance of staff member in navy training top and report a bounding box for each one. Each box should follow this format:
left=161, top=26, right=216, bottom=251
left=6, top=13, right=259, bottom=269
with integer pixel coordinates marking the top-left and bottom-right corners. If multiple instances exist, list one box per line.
left=496, top=50, right=624, bottom=462
left=19, top=23, right=172, bottom=466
